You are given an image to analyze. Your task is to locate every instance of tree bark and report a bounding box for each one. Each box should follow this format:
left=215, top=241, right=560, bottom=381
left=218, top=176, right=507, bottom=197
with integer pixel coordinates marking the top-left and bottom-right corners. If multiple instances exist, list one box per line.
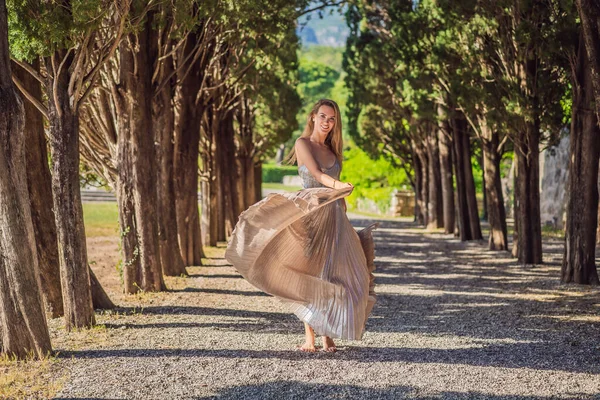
left=201, top=104, right=220, bottom=246
left=438, top=117, right=455, bottom=234
left=216, top=121, right=226, bottom=242
left=238, top=155, right=256, bottom=209
left=45, top=51, right=95, bottom=330
left=481, top=122, right=508, bottom=251
left=220, top=111, right=242, bottom=237
left=562, top=36, right=600, bottom=285
left=576, top=0, right=600, bottom=120
left=512, top=158, right=520, bottom=258
left=13, top=60, right=64, bottom=318
left=119, top=19, right=165, bottom=292
left=174, top=35, right=205, bottom=264
left=414, top=141, right=429, bottom=226
left=0, top=1, right=52, bottom=357
left=254, top=163, right=263, bottom=204
left=514, top=122, right=542, bottom=264
left=479, top=154, right=488, bottom=222
left=152, top=43, right=187, bottom=277
left=452, top=115, right=482, bottom=241
left=426, top=124, right=444, bottom=229
left=412, top=143, right=425, bottom=224
left=116, top=118, right=142, bottom=294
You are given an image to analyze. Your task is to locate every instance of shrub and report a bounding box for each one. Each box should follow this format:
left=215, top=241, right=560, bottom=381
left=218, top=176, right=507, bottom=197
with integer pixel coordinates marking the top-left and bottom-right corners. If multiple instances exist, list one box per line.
left=341, top=144, right=411, bottom=214
left=262, top=164, right=299, bottom=183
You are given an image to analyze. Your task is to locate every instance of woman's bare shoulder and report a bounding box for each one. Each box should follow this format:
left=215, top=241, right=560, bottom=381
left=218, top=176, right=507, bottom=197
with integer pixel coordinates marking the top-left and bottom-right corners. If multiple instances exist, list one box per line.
left=295, top=137, right=310, bottom=148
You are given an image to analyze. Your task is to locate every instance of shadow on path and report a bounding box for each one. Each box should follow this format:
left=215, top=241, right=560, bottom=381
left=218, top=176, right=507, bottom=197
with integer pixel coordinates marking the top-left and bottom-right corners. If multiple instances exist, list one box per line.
left=196, top=381, right=598, bottom=400
left=58, top=341, right=600, bottom=374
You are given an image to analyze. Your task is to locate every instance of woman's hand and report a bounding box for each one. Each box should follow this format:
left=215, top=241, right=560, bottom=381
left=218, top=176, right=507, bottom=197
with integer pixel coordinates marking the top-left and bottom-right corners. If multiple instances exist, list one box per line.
left=333, top=180, right=353, bottom=190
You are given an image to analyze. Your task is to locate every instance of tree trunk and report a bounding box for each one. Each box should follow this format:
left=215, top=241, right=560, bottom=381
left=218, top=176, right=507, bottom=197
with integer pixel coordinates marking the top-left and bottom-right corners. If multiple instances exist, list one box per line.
left=452, top=115, right=482, bottom=241
left=0, top=1, right=52, bottom=356
left=45, top=51, right=95, bottom=330
left=221, top=112, right=242, bottom=236
left=116, top=121, right=141, bottom=294
left=119, top=21, right=164, bottom=292
left=254, top=163, right=263, bottom=203
left=514, top=123, right=542, bottom=264
left=238, top=155, right=256, bottom=209
left=216, top=125, right=226, bottom=242
left=576, top=0, right=600, bottom=120
left=174, top=35, right=205, bottom=264
left=414, top=141, right=429, bottom=226
left=413, top=144, right=424, bottom=224
left=427, top=124, right=444, bottom=229
left=152, top=46, right=186, bottom=277
left=562, top=36, right=600, bottom=285
left=203, top=105, right=221, bottom=246
left=13, top=60, right=64, bottom=318
left=438, top=117, right=455, bottom=234
left=481, top=122, right=508, bottom=251
left=480, top=154, right=488, bottom=222
left=512, top=158, right=520, bottom=258
left=200, top=176, right=213, bottom=246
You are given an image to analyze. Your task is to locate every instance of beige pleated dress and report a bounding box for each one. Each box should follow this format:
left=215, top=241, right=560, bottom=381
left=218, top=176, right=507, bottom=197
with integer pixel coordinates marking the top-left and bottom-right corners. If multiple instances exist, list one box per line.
left=225, top=160, right=377, bottom=340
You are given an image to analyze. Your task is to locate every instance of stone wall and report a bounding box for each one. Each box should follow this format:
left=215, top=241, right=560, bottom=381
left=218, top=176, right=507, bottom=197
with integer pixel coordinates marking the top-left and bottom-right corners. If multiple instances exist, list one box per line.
left=539, top=135, right=570, bottom=229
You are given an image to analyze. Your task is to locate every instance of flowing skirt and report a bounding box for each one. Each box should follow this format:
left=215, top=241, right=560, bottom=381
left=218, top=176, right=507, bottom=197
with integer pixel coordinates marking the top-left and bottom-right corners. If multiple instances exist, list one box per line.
left=225, top=187, right=377, bottom=340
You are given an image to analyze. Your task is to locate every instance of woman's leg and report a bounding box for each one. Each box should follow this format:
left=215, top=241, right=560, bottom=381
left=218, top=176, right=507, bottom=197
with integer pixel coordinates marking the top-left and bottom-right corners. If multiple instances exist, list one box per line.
left=298, top=322, right=316, bottom=352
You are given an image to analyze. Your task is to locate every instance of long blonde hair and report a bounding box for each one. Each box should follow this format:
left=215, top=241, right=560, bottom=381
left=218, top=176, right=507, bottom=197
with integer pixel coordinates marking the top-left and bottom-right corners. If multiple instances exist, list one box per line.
left=286, top=99, right=343, bottom=166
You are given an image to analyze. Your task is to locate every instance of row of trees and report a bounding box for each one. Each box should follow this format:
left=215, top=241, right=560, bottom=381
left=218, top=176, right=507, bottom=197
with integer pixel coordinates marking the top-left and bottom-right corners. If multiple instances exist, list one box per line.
left=344, top=0, right=600, bottom=284
left=0, top=0, right=333, bottom=359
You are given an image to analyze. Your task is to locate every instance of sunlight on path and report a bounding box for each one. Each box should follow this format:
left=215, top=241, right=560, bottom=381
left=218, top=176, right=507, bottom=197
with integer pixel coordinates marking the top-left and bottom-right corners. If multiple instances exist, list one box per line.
left=51, top=218, right=600, bottom=399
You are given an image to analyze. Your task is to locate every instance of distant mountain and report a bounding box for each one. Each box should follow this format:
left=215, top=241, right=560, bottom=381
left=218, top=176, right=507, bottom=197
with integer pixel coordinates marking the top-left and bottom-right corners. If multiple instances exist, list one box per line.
left=296, top=8, right=349, bottom=48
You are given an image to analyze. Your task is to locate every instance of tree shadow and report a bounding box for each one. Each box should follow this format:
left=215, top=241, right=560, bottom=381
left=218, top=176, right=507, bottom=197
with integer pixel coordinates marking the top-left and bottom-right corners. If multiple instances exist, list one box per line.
left=188, top=274, right=243, bottom=279
left=56, top=342, right=600, bottom=373
left=168, top=288, right=270, bottom=297
left=114, top=306, right=288, bottom=321
left=194, top=380, right=597, bottom=399
left=346, top=216, right=600, bottom=375
left=103, top=321, right=301, bottom=334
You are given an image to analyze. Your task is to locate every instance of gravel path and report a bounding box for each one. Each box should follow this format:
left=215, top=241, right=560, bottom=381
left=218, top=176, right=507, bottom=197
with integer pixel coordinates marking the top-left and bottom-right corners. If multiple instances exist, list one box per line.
left=51, top=217, right=600, bottom=399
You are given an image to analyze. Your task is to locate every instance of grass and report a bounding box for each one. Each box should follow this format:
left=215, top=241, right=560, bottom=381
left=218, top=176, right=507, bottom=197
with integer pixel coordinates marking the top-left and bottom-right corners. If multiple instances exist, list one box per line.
left=262, top=182, right=303, bottom=192
left=0, top=354, right=66, bottom=399
left=541, top=224, right=565, bottom=239
left=83, top=202, right=119, bottom=238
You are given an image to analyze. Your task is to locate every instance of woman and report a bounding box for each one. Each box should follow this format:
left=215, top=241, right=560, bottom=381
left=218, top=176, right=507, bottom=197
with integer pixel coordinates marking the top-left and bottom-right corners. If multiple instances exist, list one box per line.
left=225, top=99, right=377, bottom=353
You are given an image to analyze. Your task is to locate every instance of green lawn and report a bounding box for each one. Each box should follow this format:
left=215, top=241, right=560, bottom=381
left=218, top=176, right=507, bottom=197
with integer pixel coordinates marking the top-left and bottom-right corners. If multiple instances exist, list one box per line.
left=82, top=202, right=119, bottom=238
left=262, top=182, right=303, bottom=192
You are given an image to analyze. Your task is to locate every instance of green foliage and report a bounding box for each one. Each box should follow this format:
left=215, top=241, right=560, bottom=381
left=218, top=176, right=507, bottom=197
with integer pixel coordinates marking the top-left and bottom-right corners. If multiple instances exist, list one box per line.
left=343, top=0, right=575, bottom=215
left=7, top=0, right=113, bottom=60
left=262, top=164, right=299, bottom=183
left=236, top=2, right=303, bottom=161
left=341, top=143, right=410, bottom=213
left=297, top=60, right=340, bottom=101
left=299, top=45, right=344, bottom=72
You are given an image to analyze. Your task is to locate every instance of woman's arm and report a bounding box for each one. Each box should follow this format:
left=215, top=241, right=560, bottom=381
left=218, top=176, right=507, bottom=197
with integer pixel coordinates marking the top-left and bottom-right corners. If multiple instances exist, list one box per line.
left=295, top=139, right=351, bottom=189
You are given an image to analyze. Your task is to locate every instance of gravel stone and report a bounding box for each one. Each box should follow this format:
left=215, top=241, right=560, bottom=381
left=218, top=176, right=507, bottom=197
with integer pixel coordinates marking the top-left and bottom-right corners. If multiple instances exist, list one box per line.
left=51, top=217, right=600, bottom=399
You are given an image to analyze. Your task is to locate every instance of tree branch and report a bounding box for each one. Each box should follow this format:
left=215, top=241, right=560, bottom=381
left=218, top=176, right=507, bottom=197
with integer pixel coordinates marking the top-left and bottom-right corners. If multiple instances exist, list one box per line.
left=12, top=74, right=49, bottom=119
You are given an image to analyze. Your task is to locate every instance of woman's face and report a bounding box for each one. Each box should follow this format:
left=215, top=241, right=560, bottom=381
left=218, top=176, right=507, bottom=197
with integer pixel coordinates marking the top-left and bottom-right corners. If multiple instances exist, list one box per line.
left=314, top=105, right=336, bottom=136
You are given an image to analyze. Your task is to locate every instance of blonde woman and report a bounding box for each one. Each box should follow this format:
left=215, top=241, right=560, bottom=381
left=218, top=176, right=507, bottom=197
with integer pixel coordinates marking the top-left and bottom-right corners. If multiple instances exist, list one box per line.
left=226, top=99, right=377, bottom=353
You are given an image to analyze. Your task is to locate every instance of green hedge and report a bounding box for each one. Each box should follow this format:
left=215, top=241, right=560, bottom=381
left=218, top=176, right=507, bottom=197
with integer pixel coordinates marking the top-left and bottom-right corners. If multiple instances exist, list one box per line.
left=262, top=164, right=298, bottom=183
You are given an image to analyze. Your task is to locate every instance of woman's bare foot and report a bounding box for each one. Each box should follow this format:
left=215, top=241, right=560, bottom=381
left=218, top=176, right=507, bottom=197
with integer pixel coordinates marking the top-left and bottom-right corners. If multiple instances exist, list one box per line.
left=297, top=341, right=317, bottom=352
left=297, top=322, right=317, bottom=352
left=322, top=336, right=337, bottom=352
